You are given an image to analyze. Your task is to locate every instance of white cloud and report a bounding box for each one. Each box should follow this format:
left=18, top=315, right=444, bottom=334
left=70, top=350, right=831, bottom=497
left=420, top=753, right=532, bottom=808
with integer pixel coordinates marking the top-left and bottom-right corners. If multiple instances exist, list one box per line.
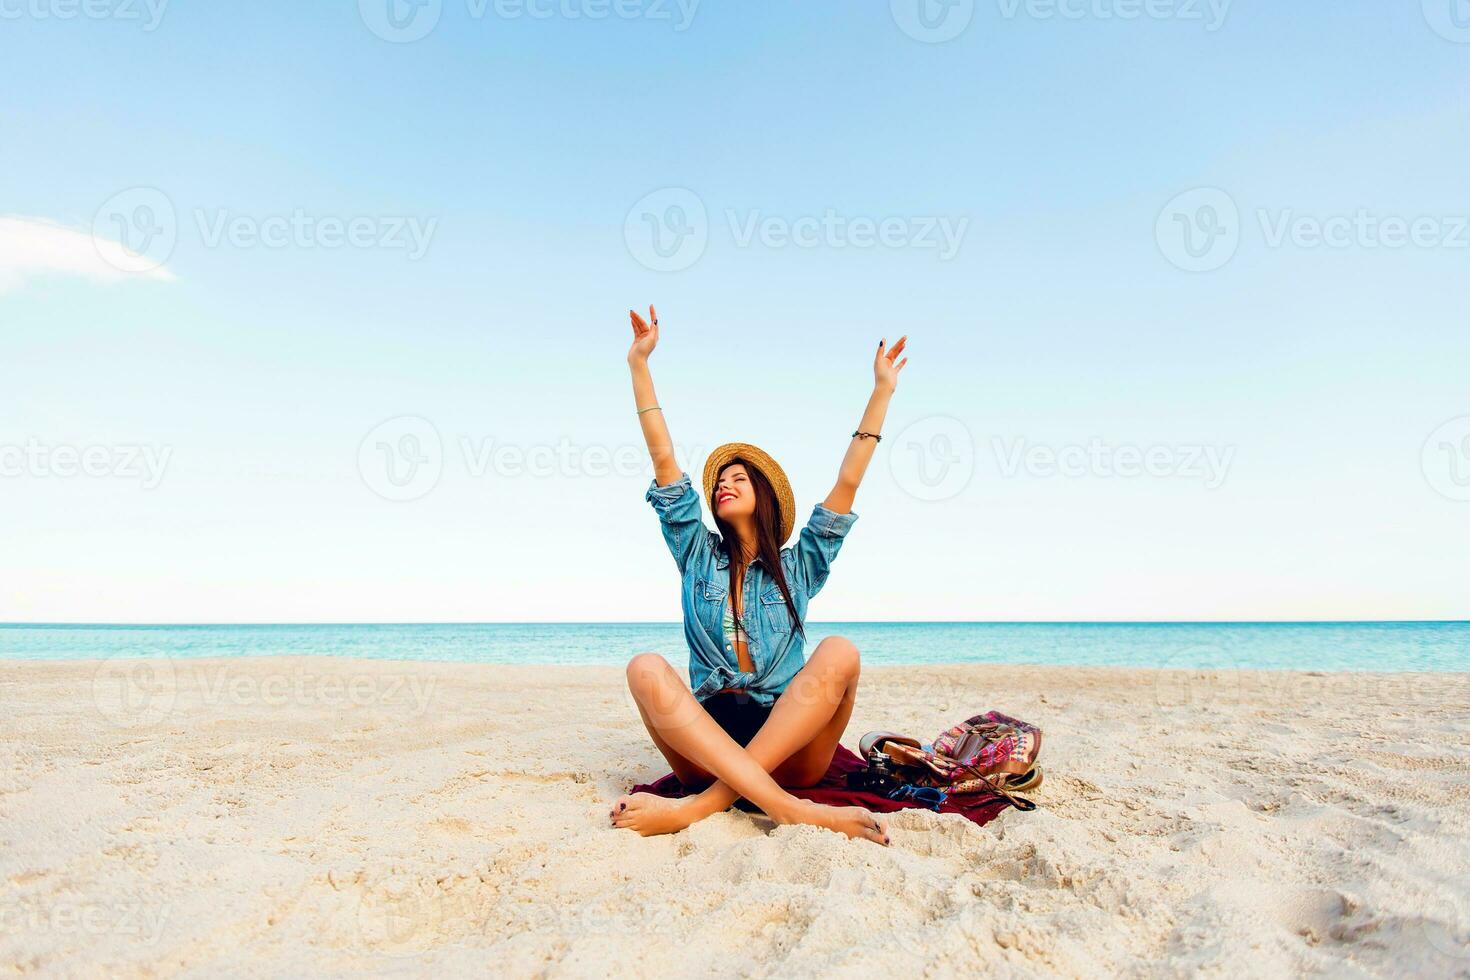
left=0, top=215, right=177, bottom=294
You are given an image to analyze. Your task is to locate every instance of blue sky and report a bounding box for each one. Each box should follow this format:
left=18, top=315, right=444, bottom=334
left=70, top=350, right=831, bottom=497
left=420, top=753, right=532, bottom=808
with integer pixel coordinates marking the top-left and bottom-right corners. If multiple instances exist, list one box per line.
left=2, top=1, right=1468, bottom=623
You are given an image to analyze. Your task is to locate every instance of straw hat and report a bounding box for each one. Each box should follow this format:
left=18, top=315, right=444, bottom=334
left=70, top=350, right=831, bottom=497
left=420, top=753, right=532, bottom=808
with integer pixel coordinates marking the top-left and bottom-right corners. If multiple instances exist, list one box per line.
left=703, top=442, right=796, bottom=543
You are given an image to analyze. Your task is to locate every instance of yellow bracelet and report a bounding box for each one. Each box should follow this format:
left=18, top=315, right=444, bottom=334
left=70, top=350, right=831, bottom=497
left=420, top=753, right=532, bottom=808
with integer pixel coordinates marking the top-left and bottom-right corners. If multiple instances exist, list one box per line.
left=637, top=405, right=662, bottom=416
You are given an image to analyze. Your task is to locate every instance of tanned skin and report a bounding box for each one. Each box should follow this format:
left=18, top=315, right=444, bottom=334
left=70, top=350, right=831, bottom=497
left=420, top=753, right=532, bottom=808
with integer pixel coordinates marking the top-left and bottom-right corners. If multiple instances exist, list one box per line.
left=614, top=305, right=908, bottom=842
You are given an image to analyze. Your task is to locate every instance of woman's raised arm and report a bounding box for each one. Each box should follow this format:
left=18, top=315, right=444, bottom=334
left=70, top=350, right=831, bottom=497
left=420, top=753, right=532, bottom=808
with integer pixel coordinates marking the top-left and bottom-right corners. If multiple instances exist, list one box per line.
left=822, top=336, right=909, bottom=514
left=628, top=305, right=682, bottom=487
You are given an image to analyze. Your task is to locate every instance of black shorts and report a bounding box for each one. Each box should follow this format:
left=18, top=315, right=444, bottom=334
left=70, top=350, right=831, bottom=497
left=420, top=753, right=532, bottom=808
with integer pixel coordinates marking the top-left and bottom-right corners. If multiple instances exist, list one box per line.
left=702, top=690, right=776, bottom=747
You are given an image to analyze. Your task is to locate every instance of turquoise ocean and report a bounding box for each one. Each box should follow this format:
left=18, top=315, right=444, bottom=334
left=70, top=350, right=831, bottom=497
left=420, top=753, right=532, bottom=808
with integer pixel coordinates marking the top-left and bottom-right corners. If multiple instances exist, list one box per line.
left=1, top=622, right=1466, bottom=672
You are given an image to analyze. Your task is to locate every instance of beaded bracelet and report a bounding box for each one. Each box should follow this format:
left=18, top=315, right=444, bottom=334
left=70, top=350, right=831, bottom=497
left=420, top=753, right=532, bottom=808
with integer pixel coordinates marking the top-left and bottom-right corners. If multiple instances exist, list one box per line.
left=852, top=430, right=882, bottom=442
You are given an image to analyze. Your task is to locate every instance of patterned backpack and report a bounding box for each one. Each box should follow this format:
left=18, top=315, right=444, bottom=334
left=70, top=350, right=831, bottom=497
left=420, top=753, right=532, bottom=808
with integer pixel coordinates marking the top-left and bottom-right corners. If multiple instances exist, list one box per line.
left=856, top=711, right=1044, bottom=811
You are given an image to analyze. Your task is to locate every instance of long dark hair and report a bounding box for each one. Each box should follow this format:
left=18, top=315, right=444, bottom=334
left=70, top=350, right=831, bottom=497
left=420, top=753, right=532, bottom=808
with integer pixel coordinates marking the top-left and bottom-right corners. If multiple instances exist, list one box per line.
left=710, top=457, right=803, bottom=638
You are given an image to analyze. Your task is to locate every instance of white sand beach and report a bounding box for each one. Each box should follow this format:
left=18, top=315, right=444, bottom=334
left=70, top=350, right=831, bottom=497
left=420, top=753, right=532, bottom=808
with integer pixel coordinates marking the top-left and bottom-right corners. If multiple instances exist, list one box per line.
left=2, top=657, right=1467, bottom=977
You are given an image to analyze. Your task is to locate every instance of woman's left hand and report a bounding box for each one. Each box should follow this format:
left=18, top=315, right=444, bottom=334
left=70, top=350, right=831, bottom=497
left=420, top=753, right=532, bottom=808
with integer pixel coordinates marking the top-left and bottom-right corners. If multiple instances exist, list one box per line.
left=874, top=336, right=908, bottom=392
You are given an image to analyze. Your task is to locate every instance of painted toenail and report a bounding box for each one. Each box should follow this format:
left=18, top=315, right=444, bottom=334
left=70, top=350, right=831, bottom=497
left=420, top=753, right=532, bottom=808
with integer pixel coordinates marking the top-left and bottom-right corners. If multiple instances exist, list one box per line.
left=619, top=803, right=626, bottom=811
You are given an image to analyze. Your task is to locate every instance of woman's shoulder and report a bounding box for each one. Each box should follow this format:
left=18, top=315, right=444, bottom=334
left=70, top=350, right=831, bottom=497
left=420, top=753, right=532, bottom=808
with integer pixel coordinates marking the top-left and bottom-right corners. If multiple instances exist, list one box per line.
left=676, top=527, right=721, bottom=572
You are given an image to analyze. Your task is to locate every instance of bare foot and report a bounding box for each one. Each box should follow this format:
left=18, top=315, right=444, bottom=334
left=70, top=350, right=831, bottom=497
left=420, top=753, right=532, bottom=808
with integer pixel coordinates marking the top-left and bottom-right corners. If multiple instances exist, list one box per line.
left=779, top=801, right=889, bottom=845
left=609, top=793, right=701, bottom=837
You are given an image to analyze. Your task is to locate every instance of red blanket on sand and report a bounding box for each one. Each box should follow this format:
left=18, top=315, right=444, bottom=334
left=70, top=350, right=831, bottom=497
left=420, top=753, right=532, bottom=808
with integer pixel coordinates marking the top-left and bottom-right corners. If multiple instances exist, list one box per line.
left=630, top=744, right=1013, bottom=827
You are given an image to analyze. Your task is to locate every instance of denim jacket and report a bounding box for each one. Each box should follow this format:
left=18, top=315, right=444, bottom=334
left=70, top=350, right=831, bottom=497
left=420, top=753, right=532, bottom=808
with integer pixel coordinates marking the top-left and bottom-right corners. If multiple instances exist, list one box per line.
left=645, top=472, right=858, bottom=706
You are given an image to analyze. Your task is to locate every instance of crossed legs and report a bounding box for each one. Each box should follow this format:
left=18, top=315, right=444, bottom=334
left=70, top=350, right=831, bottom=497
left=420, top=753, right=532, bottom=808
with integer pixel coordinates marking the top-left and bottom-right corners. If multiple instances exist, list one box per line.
left=611, top=636, right=886, bottom=844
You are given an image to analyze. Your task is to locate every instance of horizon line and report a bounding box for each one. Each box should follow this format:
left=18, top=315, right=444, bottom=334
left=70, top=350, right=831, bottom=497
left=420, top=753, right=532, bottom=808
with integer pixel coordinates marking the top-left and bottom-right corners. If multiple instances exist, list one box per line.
left=3, top=620, right=1467, bottom=628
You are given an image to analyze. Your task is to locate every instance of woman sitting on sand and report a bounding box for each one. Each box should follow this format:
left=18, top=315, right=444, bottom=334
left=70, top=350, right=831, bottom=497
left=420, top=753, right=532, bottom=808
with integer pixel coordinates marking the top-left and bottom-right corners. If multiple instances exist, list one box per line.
left=610, top=306, right=908, bottom=845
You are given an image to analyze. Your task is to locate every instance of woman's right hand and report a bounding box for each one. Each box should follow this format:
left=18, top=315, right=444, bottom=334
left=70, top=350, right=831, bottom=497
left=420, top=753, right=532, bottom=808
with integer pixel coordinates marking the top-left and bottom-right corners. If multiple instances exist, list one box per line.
left=627, top=305, right=659, bottom=363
